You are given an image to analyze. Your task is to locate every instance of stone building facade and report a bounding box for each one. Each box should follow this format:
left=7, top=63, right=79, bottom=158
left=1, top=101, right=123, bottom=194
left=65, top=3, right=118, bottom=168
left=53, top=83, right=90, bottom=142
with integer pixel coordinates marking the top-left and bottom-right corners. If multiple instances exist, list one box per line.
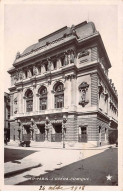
left=4, top=92, right=10, bottom=143
left=8, top=21, right=118, bottom=147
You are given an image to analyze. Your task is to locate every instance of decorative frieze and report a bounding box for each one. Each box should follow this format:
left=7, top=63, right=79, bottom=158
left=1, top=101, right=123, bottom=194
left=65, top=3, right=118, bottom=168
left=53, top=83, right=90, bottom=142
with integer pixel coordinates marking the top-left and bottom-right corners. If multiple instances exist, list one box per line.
left=64, top=73, right=76, bottom=80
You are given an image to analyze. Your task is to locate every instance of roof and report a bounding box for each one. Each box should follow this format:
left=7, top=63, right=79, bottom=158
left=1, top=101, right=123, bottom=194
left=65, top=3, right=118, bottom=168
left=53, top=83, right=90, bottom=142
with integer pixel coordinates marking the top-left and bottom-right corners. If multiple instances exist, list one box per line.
left=21, top=21, right=96, bottom=56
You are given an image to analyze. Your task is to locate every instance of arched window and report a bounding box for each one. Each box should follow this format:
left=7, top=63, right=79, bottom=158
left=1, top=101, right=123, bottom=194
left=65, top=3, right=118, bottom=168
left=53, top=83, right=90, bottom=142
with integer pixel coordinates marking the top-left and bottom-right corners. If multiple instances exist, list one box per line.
left=54, top=82, right=64, bottom=108
left=39, top=86, right=47, bottom=110
left=25, top=89, right=33, bottom=112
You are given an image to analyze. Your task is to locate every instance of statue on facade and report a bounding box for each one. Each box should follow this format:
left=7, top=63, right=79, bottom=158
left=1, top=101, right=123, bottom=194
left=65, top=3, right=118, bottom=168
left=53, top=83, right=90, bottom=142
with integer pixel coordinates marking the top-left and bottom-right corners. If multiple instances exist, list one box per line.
left=47, top=59, right=51, bottom=71
left=33, top=66, right=38, bottom=76
left=64, top=53, right=69, bottom=66
left=79, top=82, right=89, bottom=107
left=16, top=52, right=20, bottom=59
left=19, top=71, right=23, bottom=80
left=41, top=64, right=45, bottom=74
left=14, top=71, right=19, bottom=82
left=70, top=50, right=75, bottom=63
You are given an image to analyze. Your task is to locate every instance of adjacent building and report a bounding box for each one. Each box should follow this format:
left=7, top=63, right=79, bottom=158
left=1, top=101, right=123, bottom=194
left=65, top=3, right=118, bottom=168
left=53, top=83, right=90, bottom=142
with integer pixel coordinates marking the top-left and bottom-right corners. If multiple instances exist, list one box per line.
left=8, top=21, right=118, bottom=147
left=4, top=92, right=10, bottom=143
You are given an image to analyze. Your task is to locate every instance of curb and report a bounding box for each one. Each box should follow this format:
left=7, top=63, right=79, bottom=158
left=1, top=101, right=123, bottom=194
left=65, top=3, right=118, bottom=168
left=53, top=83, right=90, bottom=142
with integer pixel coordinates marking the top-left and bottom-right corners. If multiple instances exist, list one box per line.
left=4, top=163, right=42, bottom=178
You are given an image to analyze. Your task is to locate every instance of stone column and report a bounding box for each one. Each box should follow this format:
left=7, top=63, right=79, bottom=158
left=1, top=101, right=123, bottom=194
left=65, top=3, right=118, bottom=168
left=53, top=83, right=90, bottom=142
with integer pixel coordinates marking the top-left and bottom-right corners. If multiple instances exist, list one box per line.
left=18, top=89, right=23, bottom=114
left=64, top=77, right=71, bottom=108
left=20, top=89, right=23, bottom=113
left=71, top=75, right=76, bottom=107
left=10, top=94, right=13, bottom=116
left=36, top=93, right=39, bottom=112
left=68, top=51, right=71, bottom=64
left=23, top=90, right=26, bottom=113
left=33, top=86, right=36, bottom=113
left=47, top=84, right=52, bottom=110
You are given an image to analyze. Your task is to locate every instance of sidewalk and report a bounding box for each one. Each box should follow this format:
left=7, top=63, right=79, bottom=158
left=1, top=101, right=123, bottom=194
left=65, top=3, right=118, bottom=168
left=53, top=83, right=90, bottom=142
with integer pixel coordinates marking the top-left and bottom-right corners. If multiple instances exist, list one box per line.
left=7, top=140, right=115, bottom=150
left=4, top=144, right=116, bottom=185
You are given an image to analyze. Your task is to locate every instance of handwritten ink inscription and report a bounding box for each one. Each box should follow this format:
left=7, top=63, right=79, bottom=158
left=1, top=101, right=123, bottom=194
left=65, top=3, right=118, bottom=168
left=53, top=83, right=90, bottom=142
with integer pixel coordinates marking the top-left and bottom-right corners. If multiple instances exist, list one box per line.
left=39, top=185, right=85, bottom=191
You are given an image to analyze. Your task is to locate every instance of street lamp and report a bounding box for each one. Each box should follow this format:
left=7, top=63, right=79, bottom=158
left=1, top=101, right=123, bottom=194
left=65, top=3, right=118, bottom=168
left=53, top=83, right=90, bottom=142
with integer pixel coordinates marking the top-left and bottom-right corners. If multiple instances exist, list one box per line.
left=62, top=115, right=67, bottom=148
left=17, top=119, right=21, bottom=141
left=45, top=116, right=49, bottom=140
left=30, top=118, right=34, bottom=140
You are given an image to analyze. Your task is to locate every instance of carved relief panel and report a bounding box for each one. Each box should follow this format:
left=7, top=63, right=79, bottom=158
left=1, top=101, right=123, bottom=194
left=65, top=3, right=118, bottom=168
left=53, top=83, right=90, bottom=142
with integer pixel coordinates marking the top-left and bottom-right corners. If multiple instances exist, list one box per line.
left=78, top=49, right=91, bottom=64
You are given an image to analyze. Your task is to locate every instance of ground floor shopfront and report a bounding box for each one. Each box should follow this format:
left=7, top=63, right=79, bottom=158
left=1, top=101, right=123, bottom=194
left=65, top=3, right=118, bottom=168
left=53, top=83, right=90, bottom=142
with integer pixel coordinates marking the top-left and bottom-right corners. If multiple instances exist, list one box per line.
left=9, top=112, right=118, bottom=147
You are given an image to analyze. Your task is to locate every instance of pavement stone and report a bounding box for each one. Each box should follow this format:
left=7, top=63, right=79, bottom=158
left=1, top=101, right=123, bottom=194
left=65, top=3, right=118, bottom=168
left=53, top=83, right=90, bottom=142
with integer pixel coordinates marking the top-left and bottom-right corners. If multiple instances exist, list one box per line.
left=4, top=144, right=116, bottom=185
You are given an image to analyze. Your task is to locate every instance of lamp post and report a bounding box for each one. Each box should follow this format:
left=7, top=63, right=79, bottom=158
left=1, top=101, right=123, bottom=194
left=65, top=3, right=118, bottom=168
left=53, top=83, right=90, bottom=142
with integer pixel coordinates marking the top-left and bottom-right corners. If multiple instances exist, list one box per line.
left=31, top=118, right=34, bottom=140
left=17, top=119, right=21, bottom=141
left=62, top=115, right=67, bottom=148
left=45, top=116, right=49, bottom=141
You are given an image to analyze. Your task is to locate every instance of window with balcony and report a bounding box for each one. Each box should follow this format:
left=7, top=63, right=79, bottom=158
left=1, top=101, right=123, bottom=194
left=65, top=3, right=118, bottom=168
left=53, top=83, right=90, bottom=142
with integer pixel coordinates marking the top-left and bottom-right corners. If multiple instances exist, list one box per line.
left=54, top=82, right=64, bottom=108
left=39, top=86, right=47, bottom=110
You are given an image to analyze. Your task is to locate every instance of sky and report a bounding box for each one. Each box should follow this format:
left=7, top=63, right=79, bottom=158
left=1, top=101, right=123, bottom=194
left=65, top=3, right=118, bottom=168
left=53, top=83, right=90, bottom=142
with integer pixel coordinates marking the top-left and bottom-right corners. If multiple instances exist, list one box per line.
left=3, top=3, right=120, bottom=93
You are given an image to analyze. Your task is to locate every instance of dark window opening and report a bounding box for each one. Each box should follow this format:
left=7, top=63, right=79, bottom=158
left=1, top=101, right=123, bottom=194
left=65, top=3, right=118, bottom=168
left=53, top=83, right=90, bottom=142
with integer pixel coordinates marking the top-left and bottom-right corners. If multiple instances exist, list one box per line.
left=99, top=126, right=101, bottom=133
left=45, top=63, right=48, bottom=71
left=55, top=95, right=64, bottom=108
left=25, top=71, right=27, bottom=78
left=25, top=90, right=33, bottom=112
left=38, top=66, right=41, bottom=74
left=53, top=60, right=57, bottom=69
left=51, top=124, right=62, bottom=142
left=78, top=126, right=87, bottom=142
left=61, top=57, right=65, bottom=66
left=39, top=86, right=47, bottom=110
left=54, top=82, right=64, bottom=109
left=40, top=98, right=47, bottom=110
left=30, top=68, right=33, bottom=76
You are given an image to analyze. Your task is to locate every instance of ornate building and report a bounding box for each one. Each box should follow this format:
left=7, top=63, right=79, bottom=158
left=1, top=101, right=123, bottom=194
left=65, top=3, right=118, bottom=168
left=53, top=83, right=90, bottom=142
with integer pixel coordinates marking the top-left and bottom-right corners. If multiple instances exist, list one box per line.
left=8, top=21, right=118, bottom=147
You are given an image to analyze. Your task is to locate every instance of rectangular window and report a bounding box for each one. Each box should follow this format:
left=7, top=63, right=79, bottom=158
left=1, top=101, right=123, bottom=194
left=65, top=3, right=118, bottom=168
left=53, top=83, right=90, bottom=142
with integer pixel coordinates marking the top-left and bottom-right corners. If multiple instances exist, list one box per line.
left=26, top=100, right=33, bottom=112
left=40, top=98, right=47, bottom=110
left=55, top=95, right=64, bottom=108
left=78, top=126, right=87, bottom=142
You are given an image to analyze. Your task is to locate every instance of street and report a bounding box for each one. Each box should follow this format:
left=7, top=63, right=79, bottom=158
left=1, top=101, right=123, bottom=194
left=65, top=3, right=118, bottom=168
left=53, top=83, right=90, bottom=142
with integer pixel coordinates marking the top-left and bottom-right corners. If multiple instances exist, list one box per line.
left=4, top=145, right=118, bottom=186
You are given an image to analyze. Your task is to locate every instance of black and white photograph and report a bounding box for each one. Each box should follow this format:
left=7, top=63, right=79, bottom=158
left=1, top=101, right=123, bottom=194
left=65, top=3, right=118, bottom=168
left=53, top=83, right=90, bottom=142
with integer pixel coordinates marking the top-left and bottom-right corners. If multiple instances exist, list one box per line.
left=1, top=0, right=123, bottom=191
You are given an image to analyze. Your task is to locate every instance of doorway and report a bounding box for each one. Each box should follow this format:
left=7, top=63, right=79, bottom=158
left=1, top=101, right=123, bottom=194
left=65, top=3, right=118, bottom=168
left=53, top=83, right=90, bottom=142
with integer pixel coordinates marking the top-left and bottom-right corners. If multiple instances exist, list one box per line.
left=78, top=126, right=87, bottom=142
left=23, top=125, right=31, bottom=141
left=36, top=125, right=45, bottom=142
left=52, top=123, right=62, bottom=142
